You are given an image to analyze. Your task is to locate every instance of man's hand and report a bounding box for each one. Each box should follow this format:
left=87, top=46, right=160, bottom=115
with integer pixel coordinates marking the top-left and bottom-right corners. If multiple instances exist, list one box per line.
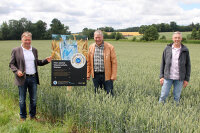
left=46, top=56, right=52, bottom=62
left=160, top=78, right=164, bottom=86
left=87, top=77, right=90, bottom=80
left=17, top=70, right=24, bottom=77
left=183, top=81, right=188, bottom=88
left=111, top=78, right=115, bottom=81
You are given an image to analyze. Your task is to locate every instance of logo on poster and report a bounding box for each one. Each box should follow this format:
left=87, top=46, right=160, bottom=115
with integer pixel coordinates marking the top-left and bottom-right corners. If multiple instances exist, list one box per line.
left=53, top=81, right=57, bottom=85
left=71, top=53, right=86, bottom=68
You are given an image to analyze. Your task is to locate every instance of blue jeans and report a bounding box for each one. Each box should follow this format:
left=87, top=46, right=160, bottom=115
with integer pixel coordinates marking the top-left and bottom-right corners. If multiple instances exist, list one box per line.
left=92, top=72, right=114, bottom=95
left=159, top=79, right=183, bottom=103
left=18, top=76, right=37, bottom=118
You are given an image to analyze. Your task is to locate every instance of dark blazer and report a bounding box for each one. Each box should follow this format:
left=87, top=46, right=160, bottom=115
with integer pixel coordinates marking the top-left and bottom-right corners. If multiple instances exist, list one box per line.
left=9, top=46, right=49, bottom=86
left=160, top=43, right=191, bottom=81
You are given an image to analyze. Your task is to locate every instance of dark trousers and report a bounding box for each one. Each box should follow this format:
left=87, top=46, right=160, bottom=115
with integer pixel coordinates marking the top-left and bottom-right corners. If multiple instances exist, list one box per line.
left=92, top=72, right=114, bottom=95
left=18, top=76, right=37, bottom=119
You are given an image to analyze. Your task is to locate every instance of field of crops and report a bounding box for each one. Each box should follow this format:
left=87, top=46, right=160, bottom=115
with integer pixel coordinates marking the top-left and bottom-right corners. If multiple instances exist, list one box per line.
left=106, top=32, right=141, bottom=36
left=0, top=40, right=200, bottom=132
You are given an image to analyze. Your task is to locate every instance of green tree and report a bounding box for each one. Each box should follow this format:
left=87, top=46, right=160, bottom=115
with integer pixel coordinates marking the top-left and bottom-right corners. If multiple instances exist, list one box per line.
left=160, top=35, right=166, bottom=40
left=33, top=20, right=47, bottom=39
left=50, top=18, right=70, bottom=35
left=109, top=32, right=116, bottom=39
left=197, top=29, right=200, bottom=40
left=143, top=26, right=159, bottom=41
left=0, top=22, right=10, bottom=40
left=8, top=18, right=33, bottom=40
left=191, top=28, right=198, bottom=39
left=115, top=32, right=124, bottom=40
left=44, top=29, right=52, bottom=39
left=170, top=21, right=177, bottom=32
left=132, top=36, right=137, bottom=41
left=139, top=25, right=149, bottom=34
left=19, top=18, right=32, bottom=32
left=98, top=27, right=114, bottom=32
left=8, top=19, right=21, bottom=40
left=103, top=32, right=109, bottom=39
left=81, top=28, right=95, bottom=39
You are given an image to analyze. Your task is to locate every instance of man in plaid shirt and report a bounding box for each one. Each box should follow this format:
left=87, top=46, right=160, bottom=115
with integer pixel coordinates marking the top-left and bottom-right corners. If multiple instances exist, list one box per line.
left=87, top=30, right=117, bottom=95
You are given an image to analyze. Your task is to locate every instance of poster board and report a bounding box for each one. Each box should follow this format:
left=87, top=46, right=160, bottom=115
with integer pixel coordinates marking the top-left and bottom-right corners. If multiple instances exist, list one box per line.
left=51, top=34, right=88, bottom=86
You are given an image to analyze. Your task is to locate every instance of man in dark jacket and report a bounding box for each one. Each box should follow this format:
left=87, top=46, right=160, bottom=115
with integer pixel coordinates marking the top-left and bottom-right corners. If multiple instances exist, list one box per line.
left=159, top=31, right=191, bottom=103
left=9, top=32, right=52, bottom=121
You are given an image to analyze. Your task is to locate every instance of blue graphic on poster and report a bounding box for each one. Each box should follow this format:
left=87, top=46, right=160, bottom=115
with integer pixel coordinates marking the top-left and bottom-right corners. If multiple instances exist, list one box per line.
left=59, top=35, right=78, bottom=60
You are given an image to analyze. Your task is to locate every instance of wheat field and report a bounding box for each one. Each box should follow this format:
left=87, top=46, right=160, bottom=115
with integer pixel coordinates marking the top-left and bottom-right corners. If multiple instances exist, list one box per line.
left=0, top=40, right=200, bottom=132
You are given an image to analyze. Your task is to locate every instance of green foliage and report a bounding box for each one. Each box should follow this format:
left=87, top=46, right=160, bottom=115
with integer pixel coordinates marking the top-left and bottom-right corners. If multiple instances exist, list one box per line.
left=160, top=35, right=166, bottom=40
left=170, top=21, right=178, bottom=32
left=103, top=32, right=109, bottom=39
left=143, top=26, right=159, bottom=41
left=191, top=28, right=198, bottom=39
left=0, top=22, right=9, bottom=40
left=98, top=26, right=114, bottom=32
left=197, top=29, right=200, bottom=40
left=32, top=20, right=47, bottom=40
left=110, top=32, right=116, bottom=39
left=103, top=32, right=124, bottom=40
left=182, top=37, right=187, bottom=42
left=187, top=34, right=192, bottom=40
left=115, top=27, right=140, bottom=32
left=139, top=25, right=149, bottom=34
left=50, top=18, right=70, bottom=35
left=115, top=32, right=124, bottom=40
left=81, top=28, right=95, bottom=40
left=132, top=36, right=137, bottom=41
left=0, top=18, right=71, bottom=40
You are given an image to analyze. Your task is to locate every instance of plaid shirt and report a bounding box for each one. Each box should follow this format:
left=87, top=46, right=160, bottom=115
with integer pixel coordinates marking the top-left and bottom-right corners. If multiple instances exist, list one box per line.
left=94, top=42, right=104, bottom=72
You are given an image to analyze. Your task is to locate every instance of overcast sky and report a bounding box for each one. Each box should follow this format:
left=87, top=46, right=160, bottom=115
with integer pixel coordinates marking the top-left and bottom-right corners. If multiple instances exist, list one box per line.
left=0, top=0, right=200, bottom=33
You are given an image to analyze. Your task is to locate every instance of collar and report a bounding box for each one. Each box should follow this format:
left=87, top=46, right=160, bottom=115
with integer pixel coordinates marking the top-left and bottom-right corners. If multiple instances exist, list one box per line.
left=172, top=44, right=181, bottom=49
left=21, top=44, right=32, bottom=51
left=168, top=43, right=188, bottom=52
left=95, top=41, right=104, bottom=48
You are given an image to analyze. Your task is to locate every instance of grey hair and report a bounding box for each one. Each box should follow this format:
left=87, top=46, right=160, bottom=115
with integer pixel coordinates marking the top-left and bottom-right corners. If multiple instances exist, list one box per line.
left=173, top=31, right=182, bottom=37
left=94, top=30, right=103, bottom=36
left=21, top=31, right=32, bottom=40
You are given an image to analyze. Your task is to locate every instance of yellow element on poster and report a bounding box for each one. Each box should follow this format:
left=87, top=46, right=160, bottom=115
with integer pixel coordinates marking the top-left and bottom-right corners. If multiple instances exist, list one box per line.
left=51, top=40, right=61, bottom=60
left=77, top=39, right=88, bottom=59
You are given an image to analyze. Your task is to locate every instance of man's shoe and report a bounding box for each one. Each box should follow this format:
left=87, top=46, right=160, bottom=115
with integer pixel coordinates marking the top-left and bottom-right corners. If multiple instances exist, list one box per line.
left=30, top=116, right=40, bottom=122
left=20, top=118, right=26, bottom=121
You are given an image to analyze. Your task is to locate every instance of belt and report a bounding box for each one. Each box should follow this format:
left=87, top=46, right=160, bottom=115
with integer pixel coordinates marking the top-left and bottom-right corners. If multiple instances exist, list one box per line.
left=94, top=72, right=105, bottom=74
left=26, top=74, right=35, bottom=77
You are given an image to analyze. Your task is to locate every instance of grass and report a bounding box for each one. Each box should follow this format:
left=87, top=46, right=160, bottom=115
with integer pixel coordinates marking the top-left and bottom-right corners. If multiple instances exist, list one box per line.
left=0, top=90, right=75, bottom=133
left=0, top=40, right=200, bottom=132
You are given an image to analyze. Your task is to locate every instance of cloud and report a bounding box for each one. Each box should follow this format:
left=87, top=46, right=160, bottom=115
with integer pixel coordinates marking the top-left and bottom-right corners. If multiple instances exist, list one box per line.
left=180, top=0, right=200, bottom=4
left=0, top=6, right=12, bottom=14
left=0, top=0, right=200, bottom=32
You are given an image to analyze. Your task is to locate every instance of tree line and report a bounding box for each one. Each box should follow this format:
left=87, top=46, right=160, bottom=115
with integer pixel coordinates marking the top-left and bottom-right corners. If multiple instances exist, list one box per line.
left=0, top=18, right=70, bottom=40
left=79, top=22, right=200, bottom=40
left=0, top=18, right=200, bottom=40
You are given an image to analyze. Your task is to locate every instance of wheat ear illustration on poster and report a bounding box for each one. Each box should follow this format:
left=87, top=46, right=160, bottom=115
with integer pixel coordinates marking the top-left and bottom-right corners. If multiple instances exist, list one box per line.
left=51, top=34, right=88, bottom=86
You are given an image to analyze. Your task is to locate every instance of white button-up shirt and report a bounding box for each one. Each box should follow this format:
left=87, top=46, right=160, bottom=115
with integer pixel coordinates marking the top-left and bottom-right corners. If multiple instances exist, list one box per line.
left=169, top=44, right=181, bottom=80
left=21, top=44, right=36, bottom=74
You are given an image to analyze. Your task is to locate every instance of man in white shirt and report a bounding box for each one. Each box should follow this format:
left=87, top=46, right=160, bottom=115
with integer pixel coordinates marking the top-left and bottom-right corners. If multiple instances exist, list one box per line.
left=9, top=32, right=52, bottom=121
left=159, top=31, right=191, bottom=104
